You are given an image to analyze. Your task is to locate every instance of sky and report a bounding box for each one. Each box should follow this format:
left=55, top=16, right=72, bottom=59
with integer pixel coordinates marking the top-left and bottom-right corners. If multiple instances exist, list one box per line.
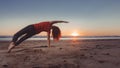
left=0, top=0, right=120, bottom=36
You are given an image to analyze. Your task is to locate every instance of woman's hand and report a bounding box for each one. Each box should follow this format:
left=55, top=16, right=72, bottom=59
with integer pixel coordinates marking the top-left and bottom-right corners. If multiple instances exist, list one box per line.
left=62, top=21, right=69, bottom=23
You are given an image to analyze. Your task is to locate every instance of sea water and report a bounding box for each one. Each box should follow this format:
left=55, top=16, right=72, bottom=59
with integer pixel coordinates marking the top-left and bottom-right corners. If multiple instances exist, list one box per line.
left=0, top=36, right=120, bottom=41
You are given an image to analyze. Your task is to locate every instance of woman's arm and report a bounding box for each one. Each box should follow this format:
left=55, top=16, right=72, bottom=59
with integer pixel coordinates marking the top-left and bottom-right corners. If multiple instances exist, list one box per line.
left=51, top=20, right=69, bottom=25
left=47, top=31, right=51, bottom=47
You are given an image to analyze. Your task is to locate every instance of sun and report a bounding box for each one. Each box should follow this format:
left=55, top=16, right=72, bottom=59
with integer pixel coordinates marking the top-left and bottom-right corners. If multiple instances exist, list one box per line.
left=71, top=32, right=80, bottom=36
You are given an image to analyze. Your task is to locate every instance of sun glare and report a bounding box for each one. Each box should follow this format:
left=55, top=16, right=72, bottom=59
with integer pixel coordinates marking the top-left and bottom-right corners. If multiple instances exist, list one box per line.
left=71, top=32, right=79, bottom=36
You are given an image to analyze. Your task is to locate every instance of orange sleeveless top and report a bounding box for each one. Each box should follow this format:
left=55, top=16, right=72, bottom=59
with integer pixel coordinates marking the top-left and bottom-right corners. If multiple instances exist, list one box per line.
left=33, top=21, right=52, bottom=33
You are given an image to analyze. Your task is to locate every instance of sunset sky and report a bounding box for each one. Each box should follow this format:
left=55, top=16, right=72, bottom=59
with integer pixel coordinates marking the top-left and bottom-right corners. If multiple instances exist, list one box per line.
left=0, top=0, right=120, bottom=36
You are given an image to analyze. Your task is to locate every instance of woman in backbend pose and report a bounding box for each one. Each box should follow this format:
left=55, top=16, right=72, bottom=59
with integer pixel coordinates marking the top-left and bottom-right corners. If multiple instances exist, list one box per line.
left=8, top=20, right=68, bottom=53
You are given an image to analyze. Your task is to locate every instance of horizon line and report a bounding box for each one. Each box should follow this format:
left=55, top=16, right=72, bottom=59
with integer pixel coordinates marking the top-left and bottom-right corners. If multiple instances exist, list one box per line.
left=0, top=35, right=120, bottom=38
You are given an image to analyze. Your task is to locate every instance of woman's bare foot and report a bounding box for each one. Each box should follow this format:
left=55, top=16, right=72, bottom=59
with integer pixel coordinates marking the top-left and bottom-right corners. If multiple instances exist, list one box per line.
left=8, top=42, right=15, bottom=53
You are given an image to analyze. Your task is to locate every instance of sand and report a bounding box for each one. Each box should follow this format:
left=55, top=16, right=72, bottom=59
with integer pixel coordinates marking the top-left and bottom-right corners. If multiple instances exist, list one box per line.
left=0, top=39, right=120, bottom=68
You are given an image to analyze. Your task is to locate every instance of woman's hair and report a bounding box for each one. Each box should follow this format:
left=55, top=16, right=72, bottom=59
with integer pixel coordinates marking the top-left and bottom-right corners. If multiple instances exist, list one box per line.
left=52, top=26, right=61, bottom=41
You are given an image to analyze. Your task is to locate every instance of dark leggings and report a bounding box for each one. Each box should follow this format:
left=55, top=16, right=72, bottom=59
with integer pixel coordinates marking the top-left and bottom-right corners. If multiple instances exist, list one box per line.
left=12, top=25, right=36, bottom=46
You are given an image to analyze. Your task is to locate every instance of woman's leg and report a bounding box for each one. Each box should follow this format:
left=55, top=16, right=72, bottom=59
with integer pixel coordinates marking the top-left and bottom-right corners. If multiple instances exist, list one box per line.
left=8, top=25, right=36, bottom=53
left=15, top=25, right=36, bottom=46
left=8, top=26, right=30, bottom=53
left=15, top=33, right=36, bottom=46
left=12, top=25, right=33, bottom=44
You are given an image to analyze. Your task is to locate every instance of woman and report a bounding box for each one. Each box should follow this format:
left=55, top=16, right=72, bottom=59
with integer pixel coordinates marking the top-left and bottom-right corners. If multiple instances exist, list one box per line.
left=8, top=20, right=68, bottom=53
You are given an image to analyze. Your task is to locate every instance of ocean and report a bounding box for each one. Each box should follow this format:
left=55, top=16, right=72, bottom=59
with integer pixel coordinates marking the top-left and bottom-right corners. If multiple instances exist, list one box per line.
left=0, top=36, right=120, bottom=41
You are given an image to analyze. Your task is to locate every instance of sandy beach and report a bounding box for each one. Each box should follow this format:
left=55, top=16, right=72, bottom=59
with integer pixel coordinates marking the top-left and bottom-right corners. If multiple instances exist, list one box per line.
left=0, top=39, right=120, bottom=68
